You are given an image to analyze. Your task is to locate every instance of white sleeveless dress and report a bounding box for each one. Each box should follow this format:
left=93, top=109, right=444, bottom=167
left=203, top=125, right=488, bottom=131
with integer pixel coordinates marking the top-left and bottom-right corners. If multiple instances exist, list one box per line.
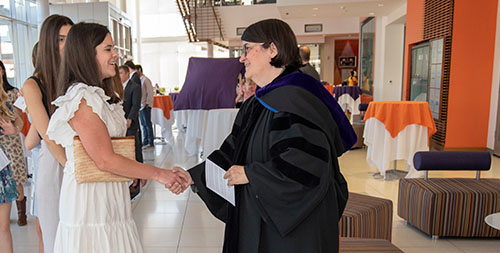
left=47, top=83, right=143, bottom=252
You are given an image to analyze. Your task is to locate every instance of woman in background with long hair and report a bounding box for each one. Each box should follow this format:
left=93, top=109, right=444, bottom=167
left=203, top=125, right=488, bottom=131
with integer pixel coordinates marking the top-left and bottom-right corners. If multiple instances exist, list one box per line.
left=21, top=14, right=73, bottom=253
left=0, top=60, right=27, bottom=227
left=0, top=80, right=25, bottom=253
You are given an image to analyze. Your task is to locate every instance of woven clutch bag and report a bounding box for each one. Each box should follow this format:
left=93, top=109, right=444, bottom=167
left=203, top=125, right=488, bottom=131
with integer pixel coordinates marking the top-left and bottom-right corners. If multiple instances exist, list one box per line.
left=73, top=136, right=134, bottom=184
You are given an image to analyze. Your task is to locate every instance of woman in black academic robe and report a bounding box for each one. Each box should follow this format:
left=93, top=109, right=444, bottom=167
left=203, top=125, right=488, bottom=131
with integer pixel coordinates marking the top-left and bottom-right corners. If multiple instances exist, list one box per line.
left=176, top=19, right=357, bottom=253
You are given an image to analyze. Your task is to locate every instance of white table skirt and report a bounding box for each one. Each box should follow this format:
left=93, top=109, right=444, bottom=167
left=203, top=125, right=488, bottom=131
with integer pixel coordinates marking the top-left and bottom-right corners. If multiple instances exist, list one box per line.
left=202, top=109, right=239, bottom=159
left=363, top=118, right=428, bottom=178
left=337, top=94, right=360, bottom=115
left=173, top=109, right=238, bottom=156
left=151, top=107, right=175, bottom=142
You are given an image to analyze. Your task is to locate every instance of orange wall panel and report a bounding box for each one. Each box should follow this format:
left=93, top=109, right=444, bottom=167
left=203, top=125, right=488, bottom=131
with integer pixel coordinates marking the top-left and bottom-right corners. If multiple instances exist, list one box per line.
left=446, top=0, right=498, bottom=148
left=402, top=0, right=424, bottom=99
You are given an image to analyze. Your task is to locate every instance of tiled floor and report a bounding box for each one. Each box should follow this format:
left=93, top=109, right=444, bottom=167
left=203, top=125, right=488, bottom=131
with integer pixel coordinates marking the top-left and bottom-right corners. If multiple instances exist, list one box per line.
left=9, top=134, right=500, bottom=252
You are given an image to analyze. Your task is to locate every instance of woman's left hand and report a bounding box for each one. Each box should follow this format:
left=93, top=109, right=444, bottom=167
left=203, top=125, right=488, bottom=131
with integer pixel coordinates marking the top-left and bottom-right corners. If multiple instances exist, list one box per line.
left=0, top=119, right=18, bottom=135
left=224, top=165, right=249, bottom=186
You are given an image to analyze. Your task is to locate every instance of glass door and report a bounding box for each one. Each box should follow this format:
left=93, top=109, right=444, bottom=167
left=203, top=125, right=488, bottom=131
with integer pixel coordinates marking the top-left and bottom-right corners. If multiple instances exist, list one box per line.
left=409, top=43, right=430, bottom=101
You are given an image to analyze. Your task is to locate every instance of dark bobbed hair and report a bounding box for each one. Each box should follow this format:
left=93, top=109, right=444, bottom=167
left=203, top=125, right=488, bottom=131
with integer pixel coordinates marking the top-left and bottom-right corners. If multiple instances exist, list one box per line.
left=124, top=60, right=137, bottom=70
left=35, top=14, right=74, bottom=114
left=57, top=22, right=120, bottom=104
left=0, top=60, right=15, bottom=92
left=241, top=19, right=301, bottom=69
left=136, top=64, right=143, bottom=72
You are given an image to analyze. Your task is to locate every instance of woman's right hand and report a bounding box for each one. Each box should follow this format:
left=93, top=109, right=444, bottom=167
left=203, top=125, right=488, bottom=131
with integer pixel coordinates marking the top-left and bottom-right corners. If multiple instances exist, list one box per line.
left=155, top=169, right=191, bottom=195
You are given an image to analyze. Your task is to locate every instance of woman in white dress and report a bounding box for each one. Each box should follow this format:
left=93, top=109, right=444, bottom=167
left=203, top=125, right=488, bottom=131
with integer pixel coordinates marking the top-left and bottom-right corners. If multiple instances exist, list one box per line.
left=47, top=22, right=189, bottom=252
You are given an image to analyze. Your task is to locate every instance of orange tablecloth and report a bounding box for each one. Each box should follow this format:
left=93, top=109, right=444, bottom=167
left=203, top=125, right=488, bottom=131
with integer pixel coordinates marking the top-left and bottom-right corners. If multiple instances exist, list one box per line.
left=20, top=112, right=30, bottom=136
left=153, top=95, right=173, bottom=120
left=364, top=101, right=436, bottom=138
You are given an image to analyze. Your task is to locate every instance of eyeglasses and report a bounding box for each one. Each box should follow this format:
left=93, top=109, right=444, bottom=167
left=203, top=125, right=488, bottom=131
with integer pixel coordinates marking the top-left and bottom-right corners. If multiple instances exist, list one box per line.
left=241, top=42, right=268, bottom=57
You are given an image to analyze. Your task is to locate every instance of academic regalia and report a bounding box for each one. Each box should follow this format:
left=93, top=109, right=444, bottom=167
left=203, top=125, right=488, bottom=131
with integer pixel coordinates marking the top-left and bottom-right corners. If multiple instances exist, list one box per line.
left=188, top=69, right=356, bottom=253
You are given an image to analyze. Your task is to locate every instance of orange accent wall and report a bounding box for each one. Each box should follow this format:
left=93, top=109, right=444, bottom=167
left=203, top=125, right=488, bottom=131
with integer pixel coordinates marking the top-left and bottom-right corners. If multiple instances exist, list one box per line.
left=445, top=0, right=498, bottom=148
left=402, top=0, right=424, bottom=100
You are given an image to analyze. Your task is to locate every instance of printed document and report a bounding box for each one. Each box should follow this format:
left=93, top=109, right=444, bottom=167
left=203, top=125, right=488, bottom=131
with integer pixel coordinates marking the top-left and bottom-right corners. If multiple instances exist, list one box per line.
left=205, top=159, right=235, bottom=206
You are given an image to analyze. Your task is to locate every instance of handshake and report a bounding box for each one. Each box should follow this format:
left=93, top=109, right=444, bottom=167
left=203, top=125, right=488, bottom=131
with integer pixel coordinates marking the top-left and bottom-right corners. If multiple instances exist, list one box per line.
left=155, top=167, right=193, bottom=195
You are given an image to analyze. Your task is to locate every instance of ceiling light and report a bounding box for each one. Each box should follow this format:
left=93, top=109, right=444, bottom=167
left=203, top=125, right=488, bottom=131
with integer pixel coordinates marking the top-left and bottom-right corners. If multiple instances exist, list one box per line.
left=340, top=6, right=345, bottom=9
left=369, top=12, right=375, bottom=15
left=313, top=14, right=317, bottom=16
left=378, top=4, right=384, bottom=7
left=313, top=7, right=319, bottom=11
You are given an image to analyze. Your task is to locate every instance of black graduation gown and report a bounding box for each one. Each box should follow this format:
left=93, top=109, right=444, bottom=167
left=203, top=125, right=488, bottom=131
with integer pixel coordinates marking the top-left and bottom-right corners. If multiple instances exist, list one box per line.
left=188, top=72, right=349, bottom=253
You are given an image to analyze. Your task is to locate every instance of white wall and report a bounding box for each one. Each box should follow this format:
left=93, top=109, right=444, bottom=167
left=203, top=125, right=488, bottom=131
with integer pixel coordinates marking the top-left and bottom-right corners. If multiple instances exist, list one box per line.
left=320, top=36, right=335, bottom=84
left=373, top=15, right=386, bottom=101
left=372, top=4, right=406, bottom=102
left=382, top=23, right=404, bottom=101
left=487, top=0, right=500, bottom=150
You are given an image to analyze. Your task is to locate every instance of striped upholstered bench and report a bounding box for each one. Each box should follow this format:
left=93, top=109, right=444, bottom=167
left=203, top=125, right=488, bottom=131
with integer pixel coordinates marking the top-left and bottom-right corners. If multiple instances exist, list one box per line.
left=340, top=238, right=403, bottom=252
left=339, top=193, right=393, bottom=241
left=397, top=151, right=500, bottom=238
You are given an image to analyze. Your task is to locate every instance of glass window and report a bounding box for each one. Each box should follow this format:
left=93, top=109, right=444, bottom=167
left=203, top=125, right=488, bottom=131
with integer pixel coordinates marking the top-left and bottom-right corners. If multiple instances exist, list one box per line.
left=27, top=0, right=37, bottom=24
left=14, top=0, right=26, bottom=22
left=0, top=0, right=11, bottom=17
left=428, top=38, right=443, bottom=119
left=409, top=43, right=429, bottom=101
left=359, top=17, right=375, bottom=96
left=0, top=20, right=14, bottom=85
left=15, top=23, right=30, bottom=87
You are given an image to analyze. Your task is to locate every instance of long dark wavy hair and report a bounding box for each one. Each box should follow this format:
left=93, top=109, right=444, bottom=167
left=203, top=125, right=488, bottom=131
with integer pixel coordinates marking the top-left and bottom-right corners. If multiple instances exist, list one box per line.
left=57, top=22, right=120, bottom=104
left=35, top=14, right=74, bottom=114
left=0, top=60, right=15, bottom=92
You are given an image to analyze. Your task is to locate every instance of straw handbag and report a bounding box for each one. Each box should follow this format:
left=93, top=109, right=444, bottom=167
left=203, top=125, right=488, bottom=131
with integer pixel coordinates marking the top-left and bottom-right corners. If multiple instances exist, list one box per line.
left=73, top=136, right=134, bottom=184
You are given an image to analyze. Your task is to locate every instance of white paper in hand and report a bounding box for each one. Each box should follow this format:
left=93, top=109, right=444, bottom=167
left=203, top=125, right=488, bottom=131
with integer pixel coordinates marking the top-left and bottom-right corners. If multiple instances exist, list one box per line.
left=0, top=148, right=10, bottom=171
left=13, top=96, right=26, bottom=111
left=205, top=159, right=235, bottom=206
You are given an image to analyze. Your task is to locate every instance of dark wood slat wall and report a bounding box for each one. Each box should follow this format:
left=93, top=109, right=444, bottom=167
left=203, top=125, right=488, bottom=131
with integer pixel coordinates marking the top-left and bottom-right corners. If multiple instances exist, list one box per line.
left=423, top=0, right=454, bottom=150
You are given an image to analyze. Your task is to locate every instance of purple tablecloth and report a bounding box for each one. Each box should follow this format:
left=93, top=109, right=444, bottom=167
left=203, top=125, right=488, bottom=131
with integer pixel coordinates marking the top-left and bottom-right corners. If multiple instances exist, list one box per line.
left=334, top=86, right=361, bottom=100
left=173, top=57, right=244, bottom=110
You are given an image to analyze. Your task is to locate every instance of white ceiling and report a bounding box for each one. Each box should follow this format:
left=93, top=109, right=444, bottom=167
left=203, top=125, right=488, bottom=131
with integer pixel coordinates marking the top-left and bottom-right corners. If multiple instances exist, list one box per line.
left=277, top=0, right=406, bottom=19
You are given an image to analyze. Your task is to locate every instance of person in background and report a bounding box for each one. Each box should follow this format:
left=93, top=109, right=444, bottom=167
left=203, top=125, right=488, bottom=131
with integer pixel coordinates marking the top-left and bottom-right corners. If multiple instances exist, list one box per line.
left=0, top=60, right=27, bottom=227
left=174, top=19, right=355, bottom=253
left=119, top=65, right=143, bottom=163
left=124, top=60, right=141, bottom=87
left=21, top=14, right=73, bottom=253
left=24, top=41, right=45, bottom=253
left=299, top=45, right=320, bottom=81
left=0, top=81, right=24, bottom=253
left=348, top=70, right=358, bottom=86
left=136, top=65, right=154, bottom=148
left=235, top=75, right=257, bottom=108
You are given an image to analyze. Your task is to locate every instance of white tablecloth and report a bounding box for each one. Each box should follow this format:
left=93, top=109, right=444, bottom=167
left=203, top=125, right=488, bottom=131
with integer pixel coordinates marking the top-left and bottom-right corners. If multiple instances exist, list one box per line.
left=173, top=110, right=209, bottom=156
left=363, top=118, right=428, bottom=178
left=337, top=94, right=360, bottom=115
left=151, top=107, right=175, bottom=142
left=173, top=109, right=239, bottom=157
left=202, top=109, right=239, bottom=159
